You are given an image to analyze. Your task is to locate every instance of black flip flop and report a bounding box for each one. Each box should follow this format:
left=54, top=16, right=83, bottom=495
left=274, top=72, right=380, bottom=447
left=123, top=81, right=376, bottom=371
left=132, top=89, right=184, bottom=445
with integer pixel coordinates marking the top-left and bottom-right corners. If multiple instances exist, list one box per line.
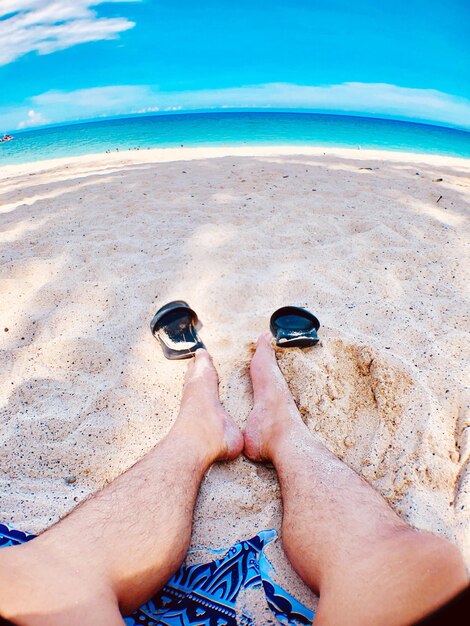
left=150, top=300, right=205, bottom=360
left=270, top=306, right=320, bottom=348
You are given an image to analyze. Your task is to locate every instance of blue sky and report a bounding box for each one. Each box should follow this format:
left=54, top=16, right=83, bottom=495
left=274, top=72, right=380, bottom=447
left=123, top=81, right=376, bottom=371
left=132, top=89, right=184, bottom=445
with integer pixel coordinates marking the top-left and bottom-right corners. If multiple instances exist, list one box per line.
left=1, top=0, right=469, bottom=131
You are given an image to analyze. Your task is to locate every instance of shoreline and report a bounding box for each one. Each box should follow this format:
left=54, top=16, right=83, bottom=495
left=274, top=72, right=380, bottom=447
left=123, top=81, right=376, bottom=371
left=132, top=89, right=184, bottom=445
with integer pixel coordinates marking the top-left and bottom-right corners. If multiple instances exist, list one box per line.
left=1, top=144, right=470, bottom=177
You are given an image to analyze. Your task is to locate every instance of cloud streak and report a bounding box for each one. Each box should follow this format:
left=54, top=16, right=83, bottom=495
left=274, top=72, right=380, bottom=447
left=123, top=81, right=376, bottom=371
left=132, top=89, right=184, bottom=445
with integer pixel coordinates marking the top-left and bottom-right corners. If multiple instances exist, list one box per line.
left=2, top=82, right=470, bottom=132
left=0, top=0, right=139, bottom=66
left=17, top=108, right=48, bottom=128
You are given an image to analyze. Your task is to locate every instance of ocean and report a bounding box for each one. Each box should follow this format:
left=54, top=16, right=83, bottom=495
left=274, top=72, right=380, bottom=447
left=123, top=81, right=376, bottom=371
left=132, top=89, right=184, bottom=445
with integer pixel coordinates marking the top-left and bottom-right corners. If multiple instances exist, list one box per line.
left=1, top=111, right=470, bottom=165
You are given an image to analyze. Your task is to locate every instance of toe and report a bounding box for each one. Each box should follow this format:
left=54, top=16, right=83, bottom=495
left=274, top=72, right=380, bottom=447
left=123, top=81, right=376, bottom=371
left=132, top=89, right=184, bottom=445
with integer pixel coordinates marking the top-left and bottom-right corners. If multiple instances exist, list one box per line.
left=195, top=347, right=211, bottom=360
left=250, top=333, right=277, bottom=383
left=186, top=349, right=217, bottom=383
left=257, top=332, right=274, bottom=349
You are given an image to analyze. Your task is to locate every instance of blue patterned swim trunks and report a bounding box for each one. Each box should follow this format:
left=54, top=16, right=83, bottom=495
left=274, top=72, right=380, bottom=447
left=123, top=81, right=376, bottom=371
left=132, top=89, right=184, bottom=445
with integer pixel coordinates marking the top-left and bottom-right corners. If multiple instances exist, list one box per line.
left=0, top=524, right=313, bottom=625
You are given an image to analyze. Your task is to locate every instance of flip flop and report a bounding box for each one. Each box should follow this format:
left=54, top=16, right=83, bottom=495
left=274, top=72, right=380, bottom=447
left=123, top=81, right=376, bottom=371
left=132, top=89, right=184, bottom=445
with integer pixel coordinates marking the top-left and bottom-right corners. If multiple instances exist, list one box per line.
left=150, top=300, right=205, bottom=360
left=270, top=306, right=320, bottom=348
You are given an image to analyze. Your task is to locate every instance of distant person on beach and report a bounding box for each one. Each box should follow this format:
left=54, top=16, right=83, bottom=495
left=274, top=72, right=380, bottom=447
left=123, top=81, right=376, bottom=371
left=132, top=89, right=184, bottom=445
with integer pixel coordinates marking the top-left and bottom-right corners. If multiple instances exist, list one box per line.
left=0, top=335, right=467, bottom=625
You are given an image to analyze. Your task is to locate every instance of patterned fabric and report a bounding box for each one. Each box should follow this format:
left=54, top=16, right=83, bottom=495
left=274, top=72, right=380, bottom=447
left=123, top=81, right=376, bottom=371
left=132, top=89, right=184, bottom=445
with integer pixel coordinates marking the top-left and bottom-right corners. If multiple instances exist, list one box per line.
left=0, top=525, right=35, bottom=548
left=0, top=524, right=313, bottom=625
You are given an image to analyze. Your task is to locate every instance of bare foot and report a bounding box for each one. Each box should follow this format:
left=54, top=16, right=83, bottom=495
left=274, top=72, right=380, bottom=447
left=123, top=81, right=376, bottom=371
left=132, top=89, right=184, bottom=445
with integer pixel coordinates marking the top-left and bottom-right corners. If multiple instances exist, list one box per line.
left=244, top=333, right=307, bottom=462
left=173, top=349, right=244, bottom=462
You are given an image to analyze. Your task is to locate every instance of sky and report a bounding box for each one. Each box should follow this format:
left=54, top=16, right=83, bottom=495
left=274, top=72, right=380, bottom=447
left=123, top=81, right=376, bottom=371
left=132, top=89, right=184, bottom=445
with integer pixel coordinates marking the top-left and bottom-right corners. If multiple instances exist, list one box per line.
left=1, top=0, right=469, bottom=132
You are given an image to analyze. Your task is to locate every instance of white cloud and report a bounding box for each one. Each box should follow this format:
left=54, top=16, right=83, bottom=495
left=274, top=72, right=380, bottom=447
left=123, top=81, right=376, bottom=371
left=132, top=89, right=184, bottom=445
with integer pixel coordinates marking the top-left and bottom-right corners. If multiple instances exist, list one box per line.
left=17, top=108, right=48, bottom=128
left=147, top=82, right=470, bottom=130
left=1, top=82, right=470, bottom=132
left=34, top=84, right=151, bottom=110
left=136, top=106, right=160, bottom=114
left=0, top=1, right=139, bottom=65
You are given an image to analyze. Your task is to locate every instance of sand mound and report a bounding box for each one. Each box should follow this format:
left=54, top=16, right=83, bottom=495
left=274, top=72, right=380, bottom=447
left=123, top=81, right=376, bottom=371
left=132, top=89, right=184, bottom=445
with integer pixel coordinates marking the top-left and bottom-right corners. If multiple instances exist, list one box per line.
left=1, top=147, right=469, bottom=618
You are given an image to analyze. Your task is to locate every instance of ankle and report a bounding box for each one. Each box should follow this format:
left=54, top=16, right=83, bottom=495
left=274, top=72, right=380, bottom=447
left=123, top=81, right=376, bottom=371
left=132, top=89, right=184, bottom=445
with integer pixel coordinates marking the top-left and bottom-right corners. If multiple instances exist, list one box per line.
left=250, top=402, right=301, bottom=461
left=266, top=416, right=310, bottom=462
left=162, top=422, right=220, bottom=468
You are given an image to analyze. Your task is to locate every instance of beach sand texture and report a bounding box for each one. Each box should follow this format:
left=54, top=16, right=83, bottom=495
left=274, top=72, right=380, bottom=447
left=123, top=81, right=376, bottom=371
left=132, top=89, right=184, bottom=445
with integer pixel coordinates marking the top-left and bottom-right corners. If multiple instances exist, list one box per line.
left=1, top=146, right=469, bottom=615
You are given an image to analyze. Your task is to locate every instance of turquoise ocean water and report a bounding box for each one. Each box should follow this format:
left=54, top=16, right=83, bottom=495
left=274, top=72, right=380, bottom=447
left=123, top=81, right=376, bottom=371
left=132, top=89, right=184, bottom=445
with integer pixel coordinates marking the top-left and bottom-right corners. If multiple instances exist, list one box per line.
left=1, top=111, right=470, bottom=165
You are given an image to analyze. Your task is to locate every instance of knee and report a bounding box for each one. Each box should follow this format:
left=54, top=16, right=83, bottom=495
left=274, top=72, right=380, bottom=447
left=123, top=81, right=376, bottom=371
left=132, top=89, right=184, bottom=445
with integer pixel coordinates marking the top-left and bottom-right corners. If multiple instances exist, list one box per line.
left=386, top=527, right=468, bottom=612
left=395, top=527, right=466, bottom=576
left=316, top=529, right=467, bottom=626
left=0, top=543, right=122, bottom=625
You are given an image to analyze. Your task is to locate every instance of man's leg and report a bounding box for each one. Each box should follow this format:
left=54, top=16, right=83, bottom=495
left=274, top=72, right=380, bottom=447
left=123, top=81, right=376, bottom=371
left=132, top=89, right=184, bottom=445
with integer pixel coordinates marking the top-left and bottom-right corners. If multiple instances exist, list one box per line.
left=244, top=334, right=467, bottom=626
left=0, top=350, right=243, bottom=626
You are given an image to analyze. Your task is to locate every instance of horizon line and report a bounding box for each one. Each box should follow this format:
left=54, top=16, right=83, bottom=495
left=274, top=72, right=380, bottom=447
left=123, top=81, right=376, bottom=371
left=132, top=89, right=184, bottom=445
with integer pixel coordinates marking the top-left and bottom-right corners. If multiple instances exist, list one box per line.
left=8, top=108, right=470, bottom=136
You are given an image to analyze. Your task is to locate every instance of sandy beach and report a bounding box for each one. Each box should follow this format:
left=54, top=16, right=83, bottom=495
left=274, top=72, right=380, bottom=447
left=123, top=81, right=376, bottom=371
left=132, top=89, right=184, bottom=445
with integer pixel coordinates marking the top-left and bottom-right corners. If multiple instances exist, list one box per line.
left=1, top=145, right=469, bottom=614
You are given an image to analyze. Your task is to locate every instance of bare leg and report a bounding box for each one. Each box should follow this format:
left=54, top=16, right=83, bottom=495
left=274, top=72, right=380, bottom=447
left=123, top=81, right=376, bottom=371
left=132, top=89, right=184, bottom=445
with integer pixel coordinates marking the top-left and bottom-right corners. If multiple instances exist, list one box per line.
left=0, top=350, right=243, bottom=626
left=244, top=334, right=467, bottom=626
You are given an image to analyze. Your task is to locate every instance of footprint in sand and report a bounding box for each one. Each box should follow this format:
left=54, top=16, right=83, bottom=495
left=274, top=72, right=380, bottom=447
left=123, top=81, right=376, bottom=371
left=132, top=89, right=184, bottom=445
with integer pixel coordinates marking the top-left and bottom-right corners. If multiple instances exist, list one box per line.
left=277, top=339, right=413, bottom=479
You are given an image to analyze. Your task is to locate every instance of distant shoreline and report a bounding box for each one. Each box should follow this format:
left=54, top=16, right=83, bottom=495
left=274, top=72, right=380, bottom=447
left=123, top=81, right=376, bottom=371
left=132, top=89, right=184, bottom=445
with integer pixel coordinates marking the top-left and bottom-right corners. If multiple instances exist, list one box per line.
left=2, top=112, right=470, bottom=167
left=1, top=145, right=469, bottom=177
